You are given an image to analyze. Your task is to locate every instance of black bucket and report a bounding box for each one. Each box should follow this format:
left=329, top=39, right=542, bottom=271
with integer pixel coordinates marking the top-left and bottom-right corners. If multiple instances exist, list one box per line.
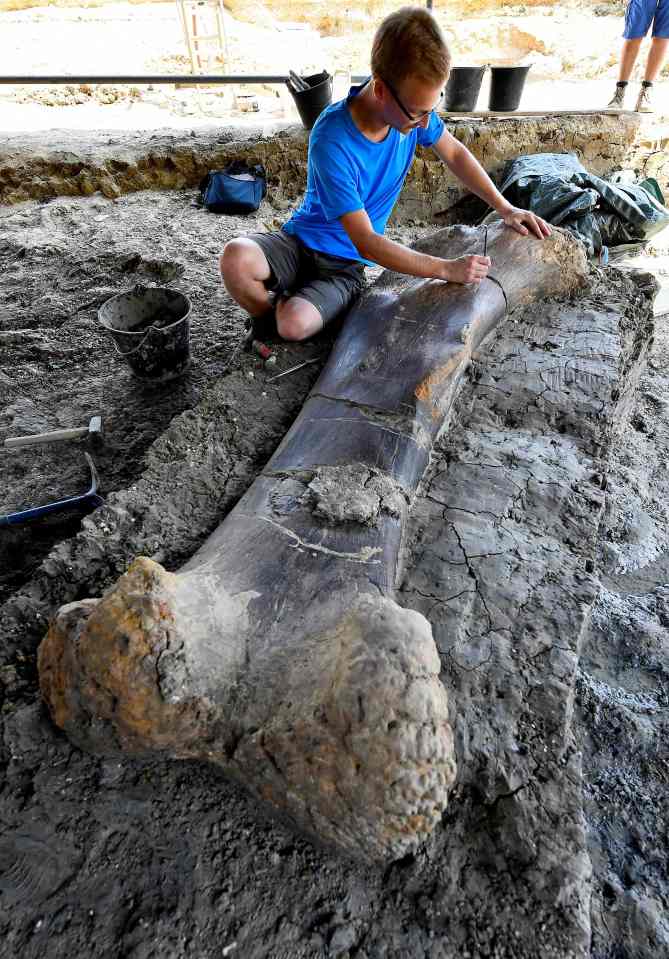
left=99, top=284, right=191, bottom=382
left=443, top=66, right=486, bottom=112
left=288, top=70, right=333, bottom=130
left=488, top=65, right=531, bottom=111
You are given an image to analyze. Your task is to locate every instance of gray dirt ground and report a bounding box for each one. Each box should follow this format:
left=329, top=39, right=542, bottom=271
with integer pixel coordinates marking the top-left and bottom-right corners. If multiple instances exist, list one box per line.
left=577, top=303, right=669, bottom=957
left=0, top=190, right=338, bottom=604
left=0, top=185, right=668, bottom=958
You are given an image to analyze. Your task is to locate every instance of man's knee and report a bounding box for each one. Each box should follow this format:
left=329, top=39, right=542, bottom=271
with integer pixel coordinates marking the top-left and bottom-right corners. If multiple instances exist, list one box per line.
left=220, top=237, right=264, bottom=282
left=276, top=298, right=321, bottom=341
left=276, top=310, right=311, bottom=341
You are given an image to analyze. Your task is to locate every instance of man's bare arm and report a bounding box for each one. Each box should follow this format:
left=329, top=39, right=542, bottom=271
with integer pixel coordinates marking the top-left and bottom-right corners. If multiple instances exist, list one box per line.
left=431, top=129, right=551, bottom=239
left=340, top=208, right=490, bottom=284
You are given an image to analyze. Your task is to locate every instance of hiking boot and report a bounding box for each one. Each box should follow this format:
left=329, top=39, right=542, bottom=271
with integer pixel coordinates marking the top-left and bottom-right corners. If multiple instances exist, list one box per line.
left=635, top=84, right=654, bottom=113
left=607, top=84, right=627, bottom=109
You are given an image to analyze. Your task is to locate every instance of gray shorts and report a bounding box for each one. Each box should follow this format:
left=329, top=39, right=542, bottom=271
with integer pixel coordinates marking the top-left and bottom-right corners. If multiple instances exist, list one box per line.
left=247, top=230, right=366, bottom=328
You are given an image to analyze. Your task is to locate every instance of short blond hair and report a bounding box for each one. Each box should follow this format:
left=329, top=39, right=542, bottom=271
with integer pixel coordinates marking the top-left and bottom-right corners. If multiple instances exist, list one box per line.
left=371, top=7, right=451, bottom=86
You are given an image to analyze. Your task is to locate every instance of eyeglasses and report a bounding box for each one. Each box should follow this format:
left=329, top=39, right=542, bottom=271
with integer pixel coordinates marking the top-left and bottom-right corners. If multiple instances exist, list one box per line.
left=381, top=76, right=444, bottom=124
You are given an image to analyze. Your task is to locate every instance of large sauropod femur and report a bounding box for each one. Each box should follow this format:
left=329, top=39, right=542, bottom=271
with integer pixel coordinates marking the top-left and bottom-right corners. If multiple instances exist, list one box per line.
left=39, top=224, right=587, bottom=862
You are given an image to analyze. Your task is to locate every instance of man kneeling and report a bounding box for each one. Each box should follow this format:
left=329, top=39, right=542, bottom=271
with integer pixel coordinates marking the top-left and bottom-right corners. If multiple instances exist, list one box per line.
left=220, top=6, right=550, bottom=342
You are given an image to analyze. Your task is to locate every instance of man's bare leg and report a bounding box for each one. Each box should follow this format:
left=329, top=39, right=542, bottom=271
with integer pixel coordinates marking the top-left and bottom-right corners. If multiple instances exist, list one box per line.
left=608, top=38, right=643, bottom=106
left=220, top=239, right=325, bottom=341
left=619, top=37, right=644, bottom=80
left=644, top=37, right=669, bottom=80
left=634, top=36, right=668, bottom=110
left=276, top=296, right=324, bottom=341
left=220, top=238, right=273, bottom=317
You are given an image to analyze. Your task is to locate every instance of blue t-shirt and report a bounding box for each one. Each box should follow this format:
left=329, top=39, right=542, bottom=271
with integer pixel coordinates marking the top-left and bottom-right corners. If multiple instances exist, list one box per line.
left=283, top=80, right=444, bottom=265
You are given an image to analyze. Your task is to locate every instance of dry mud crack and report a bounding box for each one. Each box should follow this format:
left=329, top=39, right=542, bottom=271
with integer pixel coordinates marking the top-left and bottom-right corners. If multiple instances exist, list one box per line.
left=0, top=188, right=664, bottom=957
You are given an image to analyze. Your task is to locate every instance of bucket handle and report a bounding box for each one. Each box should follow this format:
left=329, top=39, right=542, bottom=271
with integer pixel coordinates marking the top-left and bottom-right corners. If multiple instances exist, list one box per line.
left=107, top=324, right=157, bottom=358
left=101, top=283, right=156, bottom=357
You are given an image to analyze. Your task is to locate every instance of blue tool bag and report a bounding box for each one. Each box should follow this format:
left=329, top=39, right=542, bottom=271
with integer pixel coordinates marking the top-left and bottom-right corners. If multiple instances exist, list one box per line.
left=199, top=161, right=267, bottom=214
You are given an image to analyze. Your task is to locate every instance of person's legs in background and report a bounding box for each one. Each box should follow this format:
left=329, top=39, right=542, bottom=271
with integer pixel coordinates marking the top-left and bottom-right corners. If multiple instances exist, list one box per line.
left=608, top=38, right=644, bottom=108
left=608, top=0, right=653, bottom=108
left=635, top=35, right=669, bottom=110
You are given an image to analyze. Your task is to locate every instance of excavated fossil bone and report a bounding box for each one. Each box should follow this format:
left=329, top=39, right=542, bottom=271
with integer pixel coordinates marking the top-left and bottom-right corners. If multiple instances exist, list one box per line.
left=39, top=223, right=587, bottom=862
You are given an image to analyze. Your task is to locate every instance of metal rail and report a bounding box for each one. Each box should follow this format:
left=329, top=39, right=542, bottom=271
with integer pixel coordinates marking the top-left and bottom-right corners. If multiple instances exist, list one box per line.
left=0, top=74, right=368, bottom=85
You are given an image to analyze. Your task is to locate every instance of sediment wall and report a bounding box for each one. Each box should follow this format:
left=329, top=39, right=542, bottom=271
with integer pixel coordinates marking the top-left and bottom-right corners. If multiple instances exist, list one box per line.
left=0, top=113, right=643, bottom=221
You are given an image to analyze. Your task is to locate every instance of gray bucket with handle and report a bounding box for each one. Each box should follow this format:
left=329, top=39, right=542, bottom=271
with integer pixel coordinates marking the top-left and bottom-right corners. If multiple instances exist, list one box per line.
left=99, top=284, right=192, bottom=382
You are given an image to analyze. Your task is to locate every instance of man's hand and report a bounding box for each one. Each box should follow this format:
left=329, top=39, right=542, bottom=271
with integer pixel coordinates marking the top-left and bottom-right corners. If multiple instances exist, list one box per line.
left=500, top=205, right=552, bottom=239
left=441, top=254, right=491, bottom=284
